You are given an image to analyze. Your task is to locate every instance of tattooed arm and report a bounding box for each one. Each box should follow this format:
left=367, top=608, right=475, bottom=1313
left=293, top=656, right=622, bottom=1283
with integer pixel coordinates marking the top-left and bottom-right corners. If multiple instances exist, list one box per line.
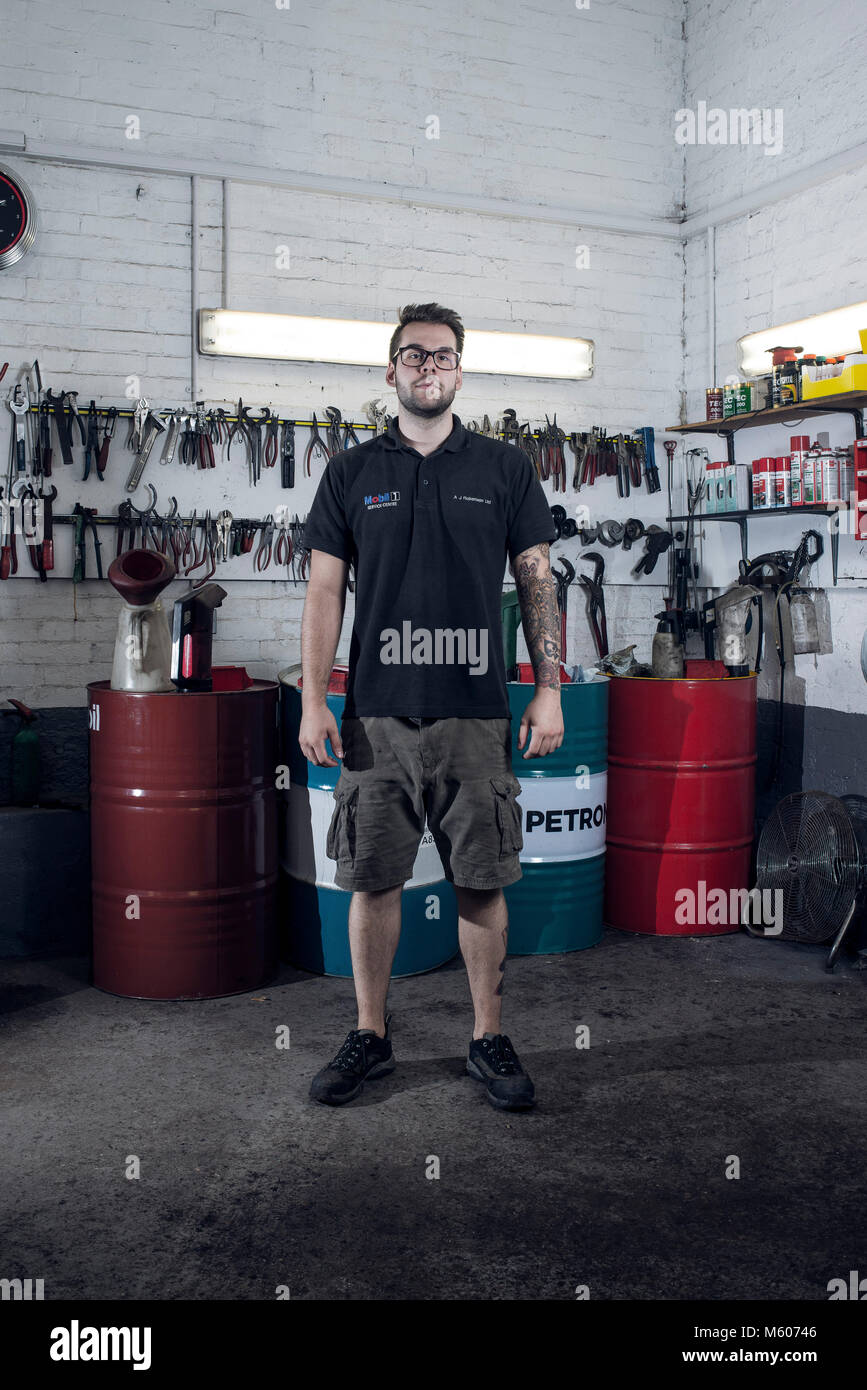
left=510, top=542, right=564, bottom=757
left=512, top=542, right=561, bottom=690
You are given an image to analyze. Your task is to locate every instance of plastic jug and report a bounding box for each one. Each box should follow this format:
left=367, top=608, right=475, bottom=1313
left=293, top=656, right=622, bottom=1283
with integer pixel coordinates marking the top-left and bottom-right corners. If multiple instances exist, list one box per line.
left=108, top=549, right=176, bottom=692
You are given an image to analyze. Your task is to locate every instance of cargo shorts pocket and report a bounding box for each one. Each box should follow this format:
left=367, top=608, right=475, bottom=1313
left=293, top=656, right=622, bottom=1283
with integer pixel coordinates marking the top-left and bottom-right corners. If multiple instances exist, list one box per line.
left=490, top=776, right=523, bottom=857
left=326, top=782, right=359, bottom=862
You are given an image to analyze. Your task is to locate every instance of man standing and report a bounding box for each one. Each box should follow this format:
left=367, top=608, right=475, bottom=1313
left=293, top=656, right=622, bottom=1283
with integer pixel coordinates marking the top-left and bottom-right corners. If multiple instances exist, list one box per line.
left=299, top=303, right=563, bottom=1111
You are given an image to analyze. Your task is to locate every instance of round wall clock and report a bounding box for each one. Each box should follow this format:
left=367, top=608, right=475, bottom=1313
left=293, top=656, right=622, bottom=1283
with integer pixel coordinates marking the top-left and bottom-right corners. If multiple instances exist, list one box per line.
left=0, top=162, right=37, bottom=269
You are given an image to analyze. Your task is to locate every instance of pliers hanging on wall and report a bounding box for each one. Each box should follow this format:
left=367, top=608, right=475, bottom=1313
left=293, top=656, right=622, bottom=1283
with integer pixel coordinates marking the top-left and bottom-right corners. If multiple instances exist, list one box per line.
left=19, top=486, right=44, bottom=579
left=280, top=421, right=295, bottom=488
left=273, top=510, right=292, bottom=569
left=37, top=483, right=56, bottom=578
left=184, top=510, right=216, bottom=578
left=97, top=407, right=118, bottom=479
left=552, top=556, right=575, bottom=664
left=544, top=415, right=567, bottom=493
left=227, top=398, right=251, bottom=463
left=626, top=436, right=643, bottom=491
left=179, top=510, right=198, bottom=572
left=36, top=396, right=53, bottom=478
left=341, top=417, right=361, bottom=449
left=305, top=413, right=330, bottom=476
left=255, top=516, right=275, bottom=572
left=578, top=551, right=608, bottom=659
left=304, top=411, right=332, bottom=478
left=129, top=483, right=163, bottom=552
left=263, top=409, right=280, bottom=469
left=72, top=501, right=103, bottom=581
left=206, top=409, right=226, bottom=450
left=82, top=401, right=101, bottom=481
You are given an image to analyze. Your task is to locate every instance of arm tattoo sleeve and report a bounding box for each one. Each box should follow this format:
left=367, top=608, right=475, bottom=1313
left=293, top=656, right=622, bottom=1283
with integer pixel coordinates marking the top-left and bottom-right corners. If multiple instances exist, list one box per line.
left=512, top=543, right=560, bottom=691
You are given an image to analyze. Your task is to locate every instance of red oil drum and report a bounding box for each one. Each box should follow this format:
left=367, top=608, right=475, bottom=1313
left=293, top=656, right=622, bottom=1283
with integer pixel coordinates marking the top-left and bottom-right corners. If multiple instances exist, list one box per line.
left=604, top=673, right=756, bottom=935
left=88, top=680, right=278, bottom=998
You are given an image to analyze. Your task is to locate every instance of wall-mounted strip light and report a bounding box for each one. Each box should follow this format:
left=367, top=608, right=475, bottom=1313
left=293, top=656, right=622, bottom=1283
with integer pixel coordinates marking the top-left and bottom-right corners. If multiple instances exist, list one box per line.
left=198, top=310, right=594, bottom=380
left=738, top=301, right=867, bottom=376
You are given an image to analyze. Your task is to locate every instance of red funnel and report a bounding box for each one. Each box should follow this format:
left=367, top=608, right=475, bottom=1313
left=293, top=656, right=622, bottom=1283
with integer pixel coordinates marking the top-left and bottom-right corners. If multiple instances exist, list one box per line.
left=108, top=549, right=176, bottom=606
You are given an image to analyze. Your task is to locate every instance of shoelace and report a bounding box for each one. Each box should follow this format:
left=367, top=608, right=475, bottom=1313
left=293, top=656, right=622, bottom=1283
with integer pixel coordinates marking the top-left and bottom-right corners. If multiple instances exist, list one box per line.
left=478, top=1034, right=521, bottom=1076
left=332, top=1030, right=375, bottom=1072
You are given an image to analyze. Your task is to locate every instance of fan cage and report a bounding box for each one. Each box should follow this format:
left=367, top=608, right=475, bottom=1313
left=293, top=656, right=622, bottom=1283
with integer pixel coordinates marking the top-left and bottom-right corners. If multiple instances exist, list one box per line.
left=754, top=790, right=863, bottom=943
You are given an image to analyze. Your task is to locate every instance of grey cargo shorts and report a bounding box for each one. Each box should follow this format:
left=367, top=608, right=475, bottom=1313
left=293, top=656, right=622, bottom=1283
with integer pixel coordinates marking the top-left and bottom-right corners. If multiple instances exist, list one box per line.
left=325, top=715, right=524, bottom=892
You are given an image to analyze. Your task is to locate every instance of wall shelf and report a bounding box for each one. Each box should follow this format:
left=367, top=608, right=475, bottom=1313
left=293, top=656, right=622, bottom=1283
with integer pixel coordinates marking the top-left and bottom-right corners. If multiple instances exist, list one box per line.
left=666, top=390, right=867, bottom=438
left=665, top=392, right=865, bottom=587
left=669, top=504, right=846, bottom=583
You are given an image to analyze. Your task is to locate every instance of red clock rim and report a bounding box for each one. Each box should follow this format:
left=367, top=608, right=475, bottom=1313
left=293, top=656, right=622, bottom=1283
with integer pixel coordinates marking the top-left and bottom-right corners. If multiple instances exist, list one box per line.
left=0, top=173, right=28, bottom=254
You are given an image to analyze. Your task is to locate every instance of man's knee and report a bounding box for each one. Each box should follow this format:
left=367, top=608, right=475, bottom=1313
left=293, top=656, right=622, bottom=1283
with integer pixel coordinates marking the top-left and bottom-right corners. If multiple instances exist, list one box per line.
left=454, top=884, right=502, bottom=906
left=352, top=882, right=405, bottom=901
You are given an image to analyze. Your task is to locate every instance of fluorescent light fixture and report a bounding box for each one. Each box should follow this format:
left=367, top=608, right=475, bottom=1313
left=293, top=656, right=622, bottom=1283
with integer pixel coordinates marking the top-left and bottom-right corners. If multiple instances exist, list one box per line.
left=460, top=328, right=593, bottom=379
left=738, top=301, right=867, bottom=376
left=198, top=309, right=593, bottom=380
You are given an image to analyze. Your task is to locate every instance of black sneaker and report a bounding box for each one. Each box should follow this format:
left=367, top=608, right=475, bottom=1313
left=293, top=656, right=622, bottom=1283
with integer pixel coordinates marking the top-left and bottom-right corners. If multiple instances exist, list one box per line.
left=309, top=1014, right=396, bottom=1106
left=466, top=1032, right=536, bottom=1111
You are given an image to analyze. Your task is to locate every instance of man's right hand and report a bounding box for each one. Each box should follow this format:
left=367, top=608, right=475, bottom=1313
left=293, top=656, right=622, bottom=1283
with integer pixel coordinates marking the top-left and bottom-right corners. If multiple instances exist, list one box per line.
left=299, top=703, right=344, bottom=767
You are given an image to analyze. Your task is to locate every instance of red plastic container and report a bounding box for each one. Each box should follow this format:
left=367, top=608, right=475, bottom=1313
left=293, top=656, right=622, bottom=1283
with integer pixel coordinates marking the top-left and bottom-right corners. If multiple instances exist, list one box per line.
left=211, top=665, right=254, bottom=691
left=604, top=673, right=756, bottom=935
left=297, top=665, right=350, bottom=694
left=514, top=662, right=573, bottom=683
left=683, top=659, right=729, bottom=679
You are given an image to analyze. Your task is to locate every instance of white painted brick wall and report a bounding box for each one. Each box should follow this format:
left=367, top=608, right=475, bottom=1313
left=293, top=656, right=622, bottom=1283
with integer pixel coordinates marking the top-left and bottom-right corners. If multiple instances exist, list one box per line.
left=3, top=0, right=684, bottom=216
left=683, top=0, right=867, bottom=214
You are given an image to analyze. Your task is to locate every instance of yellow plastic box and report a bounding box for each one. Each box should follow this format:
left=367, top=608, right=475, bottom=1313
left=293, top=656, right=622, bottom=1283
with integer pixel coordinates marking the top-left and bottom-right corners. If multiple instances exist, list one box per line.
left=801, top=362, right=867, bottom=399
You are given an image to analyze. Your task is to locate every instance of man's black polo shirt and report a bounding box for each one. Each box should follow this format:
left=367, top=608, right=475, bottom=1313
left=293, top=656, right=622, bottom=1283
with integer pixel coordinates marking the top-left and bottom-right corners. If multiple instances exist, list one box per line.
left=301, top=413, right=556, bottom=718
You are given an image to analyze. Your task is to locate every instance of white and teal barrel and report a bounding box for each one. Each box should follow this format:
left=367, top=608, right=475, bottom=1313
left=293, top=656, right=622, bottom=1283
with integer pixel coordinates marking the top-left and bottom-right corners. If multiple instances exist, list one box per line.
left=278, top=667, right=459, bottom=977
left=505, top=675, right=609, bottom=953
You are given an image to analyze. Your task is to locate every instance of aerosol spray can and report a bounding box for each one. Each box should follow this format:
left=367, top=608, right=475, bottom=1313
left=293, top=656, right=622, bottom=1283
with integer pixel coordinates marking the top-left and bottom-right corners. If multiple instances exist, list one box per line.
left=789, top=436, right=810, bottom=506
left=772, top=455, right=791, bottom=508
left=752, top=458, right=772, bottom=509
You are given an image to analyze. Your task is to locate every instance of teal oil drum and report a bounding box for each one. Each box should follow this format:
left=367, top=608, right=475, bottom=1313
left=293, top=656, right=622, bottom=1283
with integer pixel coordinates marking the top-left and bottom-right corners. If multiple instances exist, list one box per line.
left=504, top=675, right=609, bottom=954
left=278, top=666, right=459, bottom=977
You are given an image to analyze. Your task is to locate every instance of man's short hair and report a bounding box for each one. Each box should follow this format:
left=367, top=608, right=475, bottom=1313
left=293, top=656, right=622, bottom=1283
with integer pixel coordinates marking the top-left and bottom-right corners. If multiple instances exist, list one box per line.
left=388, top=303, right=465, bottom=362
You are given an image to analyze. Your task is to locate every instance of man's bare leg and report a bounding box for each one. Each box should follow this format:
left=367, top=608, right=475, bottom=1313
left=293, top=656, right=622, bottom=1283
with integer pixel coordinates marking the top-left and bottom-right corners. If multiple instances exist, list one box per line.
left=455, top=885, right=509, bottom=1039
left=349, top=884, right=403, bottom=1037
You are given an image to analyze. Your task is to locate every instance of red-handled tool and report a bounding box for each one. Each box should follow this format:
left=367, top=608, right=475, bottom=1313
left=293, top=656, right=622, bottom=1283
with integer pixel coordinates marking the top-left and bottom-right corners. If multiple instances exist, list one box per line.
left=39, top=485, right=57, bottom=577
left=97, top=406, right=118, bottom=479
left=21, top=489, right=44, bottom=576
left=0, top=488, right=12, bottom=579
left=552, top=556, right=575, bottom=665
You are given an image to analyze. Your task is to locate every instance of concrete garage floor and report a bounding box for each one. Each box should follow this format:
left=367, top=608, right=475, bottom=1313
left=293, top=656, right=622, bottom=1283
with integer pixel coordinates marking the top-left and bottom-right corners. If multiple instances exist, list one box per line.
left=1, top=927, right=865, bottom=1302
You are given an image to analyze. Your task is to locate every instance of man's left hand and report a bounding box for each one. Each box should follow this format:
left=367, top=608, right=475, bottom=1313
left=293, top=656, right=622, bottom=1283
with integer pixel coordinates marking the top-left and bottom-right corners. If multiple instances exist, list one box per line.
left=517, top=688, right=564, bottom=759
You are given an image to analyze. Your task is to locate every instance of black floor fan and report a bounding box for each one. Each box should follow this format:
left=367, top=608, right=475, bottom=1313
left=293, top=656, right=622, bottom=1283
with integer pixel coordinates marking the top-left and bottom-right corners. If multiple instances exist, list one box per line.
left=748, top=791, right=867, bottom=970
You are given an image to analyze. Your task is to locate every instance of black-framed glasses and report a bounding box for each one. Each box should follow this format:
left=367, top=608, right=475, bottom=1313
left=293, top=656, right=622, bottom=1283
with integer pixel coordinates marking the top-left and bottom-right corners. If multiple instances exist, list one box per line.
left=392, top=345, right=461, bottom=370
